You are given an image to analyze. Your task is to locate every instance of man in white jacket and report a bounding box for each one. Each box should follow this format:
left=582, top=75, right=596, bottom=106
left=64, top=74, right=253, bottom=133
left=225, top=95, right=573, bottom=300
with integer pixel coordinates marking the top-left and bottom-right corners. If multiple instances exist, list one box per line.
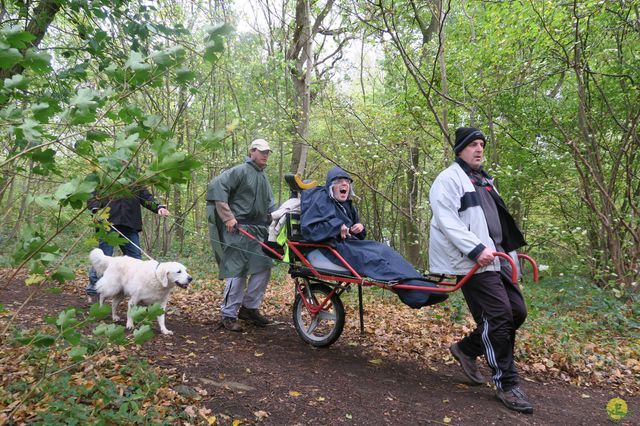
left=429, top=127, right=532, bottom=414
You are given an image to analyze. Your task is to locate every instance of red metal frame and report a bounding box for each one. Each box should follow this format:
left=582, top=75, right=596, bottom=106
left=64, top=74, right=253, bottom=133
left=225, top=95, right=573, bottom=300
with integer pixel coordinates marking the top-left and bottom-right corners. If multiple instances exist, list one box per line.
left=286, top=241, right=519, bottom=292
left=237, top=221, right=541, bottom=343
left=236, top=225, right=539, bottom=297
left=518, top=253, right=539, bottom=282
left=294, top=277, right=340, bottom=314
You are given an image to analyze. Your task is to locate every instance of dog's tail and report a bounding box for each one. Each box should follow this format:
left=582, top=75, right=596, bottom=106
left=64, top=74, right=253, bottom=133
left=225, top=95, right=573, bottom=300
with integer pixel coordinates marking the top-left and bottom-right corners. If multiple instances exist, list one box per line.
left=89, top=248, right=110, bottom=277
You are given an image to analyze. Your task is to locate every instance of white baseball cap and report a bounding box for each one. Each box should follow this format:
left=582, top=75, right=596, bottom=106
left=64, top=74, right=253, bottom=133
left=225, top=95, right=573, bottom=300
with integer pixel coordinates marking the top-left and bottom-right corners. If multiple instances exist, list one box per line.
left=249, top=138, right=272, bottom=152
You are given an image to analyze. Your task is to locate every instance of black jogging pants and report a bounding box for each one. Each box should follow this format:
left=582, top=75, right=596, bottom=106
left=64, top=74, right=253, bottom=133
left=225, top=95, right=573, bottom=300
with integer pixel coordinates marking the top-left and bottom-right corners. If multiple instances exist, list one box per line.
left=456, top=271, right=527, bottom=391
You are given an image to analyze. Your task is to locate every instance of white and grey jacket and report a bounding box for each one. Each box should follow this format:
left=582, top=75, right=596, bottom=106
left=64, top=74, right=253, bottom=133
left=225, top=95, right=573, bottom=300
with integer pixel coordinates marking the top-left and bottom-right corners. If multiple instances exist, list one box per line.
left=428, top=161, right=521, bottom=276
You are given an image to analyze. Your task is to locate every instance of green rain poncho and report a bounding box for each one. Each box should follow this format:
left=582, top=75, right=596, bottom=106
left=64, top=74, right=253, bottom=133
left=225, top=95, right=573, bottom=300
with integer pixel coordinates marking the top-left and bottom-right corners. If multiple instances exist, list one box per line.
left=206, top=159, right=275, bottom=278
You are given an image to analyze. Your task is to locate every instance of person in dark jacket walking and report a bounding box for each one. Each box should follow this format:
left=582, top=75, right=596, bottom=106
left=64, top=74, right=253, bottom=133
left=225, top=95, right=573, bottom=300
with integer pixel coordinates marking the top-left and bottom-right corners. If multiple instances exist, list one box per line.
left=86, top=187, right=169, bottom=301
left=429, top=126, right=532, bottom=414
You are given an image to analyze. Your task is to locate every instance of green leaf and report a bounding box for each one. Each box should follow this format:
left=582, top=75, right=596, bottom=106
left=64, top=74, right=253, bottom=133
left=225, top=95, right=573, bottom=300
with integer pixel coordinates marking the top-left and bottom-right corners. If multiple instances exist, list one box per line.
left=69, top=346, right=88, bottom=361
left=104, top=62, right=126, bottom=84
left=69, top=109, right=96, bottom=125
left=150, top=46, right=185, bottom=67
left=74, top=139, right=93, bottom=156
left=31, top=102, right=58, bottom=123
left=56, top=308, right=78, bottom=328
left=146, top=303, right=164, bottom=320
left=23, top=48, right=51, bottom=72
left=68, top=88, right=99, bottom=124
left=29, top=148, right=56, bottom=176
left=129, top=305, right=148, bottom=323
left=93, top=323, right=110, bottom=336
left=200, top=130, right=225, bottom=150
left=115, top=132, right=139, bottom=150
left=100, top=228, right=127, bottom=247
left=89, top=303, right=111, bottom=320
left=158, top=151, right=186, bottom=168
left=3, top=26, right=36, bottom=48
left=133, top=324, right=154, bottom=345
left=0, top=104, right=23, bottom=120
left=63, top=329, right=82, bottom=345
left=51, top=266, right=75, bottom=283
left=117, top=104, right=143, bottom=123
left=142, top=114, right=161, bottom=129
left=124, top=51, right=152, bottom=84
left=17, top=118, right=42, bottom=143
left=0, top=47, right=22, bottom=69
left=207, top=36, right=225, bottom=53
left=31, top=194, right=58, bottom=209
left=70, top=88, right=98, bottom=113
left=203, top=35, right=225, bottom=64
left=106, top=324, right=126, bottom=344
left=86, top=130, right=110, bottom=141
left=175, top=67, right=196, bottom=84
left=203, top=44, right=219, bottom=64
left=53, top=178, right=80, bottom=201
left=4, top=74, right=28, bottom=90
left=124, top=51, right=150, bottom=71
left=204, top=23, right=234, bottom=40
left=32, top=333, right=56, bottom=347
left=53, top=176, right=98, bottom=208
left=150, top=138, right=175, bottom=157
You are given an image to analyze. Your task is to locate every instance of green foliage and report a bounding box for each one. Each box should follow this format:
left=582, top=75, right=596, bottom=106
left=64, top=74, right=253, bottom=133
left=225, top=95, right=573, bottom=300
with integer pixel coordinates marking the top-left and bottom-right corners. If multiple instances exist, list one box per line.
left=88, top=303, right=112, bottom=320
left=0, top=1, right=234, bottom=287
left=1, top=295, right=187, bottom=423
left=526, top=277, right=639, bottom=337
left=11, top=225, right=61, bottom=274
left=203, top=23, right=234, bottom=63
left=6, top=351, right=187, bottom=424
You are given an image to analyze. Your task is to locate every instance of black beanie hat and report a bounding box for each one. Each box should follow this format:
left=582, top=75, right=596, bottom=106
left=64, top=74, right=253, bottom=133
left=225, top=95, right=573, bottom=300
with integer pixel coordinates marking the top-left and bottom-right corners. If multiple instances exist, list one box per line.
left=453, top=127, right=486, bottom=154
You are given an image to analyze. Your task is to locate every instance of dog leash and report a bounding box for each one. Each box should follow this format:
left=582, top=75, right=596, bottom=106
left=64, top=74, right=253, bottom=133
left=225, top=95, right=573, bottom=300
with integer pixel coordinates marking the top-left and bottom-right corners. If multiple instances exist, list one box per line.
left=106, top=224, right=156, bottom=262
left=98, top=215, right=274, bottom=265
left=104, top=225, right=167, bottom=283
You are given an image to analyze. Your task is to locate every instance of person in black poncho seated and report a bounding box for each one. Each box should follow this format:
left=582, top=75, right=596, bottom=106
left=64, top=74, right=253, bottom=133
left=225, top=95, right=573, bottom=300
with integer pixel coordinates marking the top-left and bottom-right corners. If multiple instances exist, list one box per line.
left=300, top=166, right=448, bottom=308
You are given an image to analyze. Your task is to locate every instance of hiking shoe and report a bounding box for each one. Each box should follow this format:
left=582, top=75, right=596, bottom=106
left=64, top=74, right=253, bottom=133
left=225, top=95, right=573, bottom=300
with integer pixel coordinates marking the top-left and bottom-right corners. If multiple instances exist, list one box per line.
left=496, top=386, right=534, bottom=414
left=221, top=317, right=243, bottom=332
left=449, top=342, right=485, bottom=385
left=238, top=306, right=271, bottom=327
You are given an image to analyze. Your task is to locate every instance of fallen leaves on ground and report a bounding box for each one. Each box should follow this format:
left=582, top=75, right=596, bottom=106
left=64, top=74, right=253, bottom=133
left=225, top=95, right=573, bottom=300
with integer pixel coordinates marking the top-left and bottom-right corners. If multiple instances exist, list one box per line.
left=66, top=272, right=640, bottom=395
left=1, top=267, right=638, bottom=425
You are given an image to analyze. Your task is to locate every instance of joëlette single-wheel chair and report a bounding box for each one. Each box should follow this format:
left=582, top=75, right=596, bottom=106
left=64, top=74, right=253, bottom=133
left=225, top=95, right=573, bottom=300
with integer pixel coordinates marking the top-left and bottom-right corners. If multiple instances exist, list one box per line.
left=237, top=174, right=539, bottom=347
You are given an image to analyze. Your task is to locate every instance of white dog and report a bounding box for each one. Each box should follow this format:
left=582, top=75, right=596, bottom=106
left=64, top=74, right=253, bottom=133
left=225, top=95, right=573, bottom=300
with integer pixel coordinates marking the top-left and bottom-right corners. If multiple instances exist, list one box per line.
left=89, top=248, right=192, bottom=335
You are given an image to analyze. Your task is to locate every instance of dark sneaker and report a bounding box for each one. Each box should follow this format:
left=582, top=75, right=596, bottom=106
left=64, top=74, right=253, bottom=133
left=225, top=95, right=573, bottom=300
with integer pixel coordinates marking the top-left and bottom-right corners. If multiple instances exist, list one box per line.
left=221, top=317, right=243, bottom=332
left=238, top=306, right=271, bottom=327
left=449, top=342, right=485, bottom=385
left=496, top=386, right=534, bottom=414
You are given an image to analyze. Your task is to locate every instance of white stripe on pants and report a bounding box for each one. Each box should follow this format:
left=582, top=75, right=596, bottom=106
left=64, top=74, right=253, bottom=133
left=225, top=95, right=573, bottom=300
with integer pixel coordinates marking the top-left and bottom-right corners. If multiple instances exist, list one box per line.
left=220, top=268, right=271, bottom=319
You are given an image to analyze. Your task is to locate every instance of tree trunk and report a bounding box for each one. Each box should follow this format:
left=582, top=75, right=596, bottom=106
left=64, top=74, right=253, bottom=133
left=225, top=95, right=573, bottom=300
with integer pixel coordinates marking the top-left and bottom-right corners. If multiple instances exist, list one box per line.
left=288, top=0, right=312, bottom=176
left=402, top=140, right=421, bottom=265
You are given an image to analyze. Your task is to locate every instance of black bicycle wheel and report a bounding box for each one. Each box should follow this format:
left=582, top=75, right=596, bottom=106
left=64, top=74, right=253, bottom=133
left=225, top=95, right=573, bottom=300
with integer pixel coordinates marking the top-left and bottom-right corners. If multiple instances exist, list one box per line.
left=292, top=282, right=345, bottom=347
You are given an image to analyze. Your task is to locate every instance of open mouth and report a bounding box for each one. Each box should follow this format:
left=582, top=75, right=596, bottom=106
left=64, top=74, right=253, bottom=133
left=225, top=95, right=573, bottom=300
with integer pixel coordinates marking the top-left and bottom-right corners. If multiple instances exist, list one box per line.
left=339, top=189, right=347, bottom=195
left=176, top=281, right=189, bottom=289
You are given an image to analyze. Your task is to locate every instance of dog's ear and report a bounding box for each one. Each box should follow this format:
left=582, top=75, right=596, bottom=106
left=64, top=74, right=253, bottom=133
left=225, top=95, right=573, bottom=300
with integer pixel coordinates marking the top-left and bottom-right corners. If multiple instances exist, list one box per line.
left=158, top=264, right=170, bottom=287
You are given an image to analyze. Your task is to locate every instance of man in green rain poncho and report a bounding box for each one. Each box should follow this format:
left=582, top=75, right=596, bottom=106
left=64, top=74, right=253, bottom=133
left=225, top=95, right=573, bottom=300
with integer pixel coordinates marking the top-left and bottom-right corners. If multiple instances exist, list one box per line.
left=206, top=139, right=276, bottom=332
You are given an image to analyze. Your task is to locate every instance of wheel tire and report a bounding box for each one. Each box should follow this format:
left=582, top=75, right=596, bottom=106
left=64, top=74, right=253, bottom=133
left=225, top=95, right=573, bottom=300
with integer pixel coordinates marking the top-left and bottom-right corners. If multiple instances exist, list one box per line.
left=293, top=282, right=345, bottom=347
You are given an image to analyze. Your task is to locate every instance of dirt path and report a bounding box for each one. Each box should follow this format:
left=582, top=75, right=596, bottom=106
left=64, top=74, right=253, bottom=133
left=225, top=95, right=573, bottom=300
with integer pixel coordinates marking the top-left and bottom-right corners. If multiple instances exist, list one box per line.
left=1, top=280, right=638, bottom=425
